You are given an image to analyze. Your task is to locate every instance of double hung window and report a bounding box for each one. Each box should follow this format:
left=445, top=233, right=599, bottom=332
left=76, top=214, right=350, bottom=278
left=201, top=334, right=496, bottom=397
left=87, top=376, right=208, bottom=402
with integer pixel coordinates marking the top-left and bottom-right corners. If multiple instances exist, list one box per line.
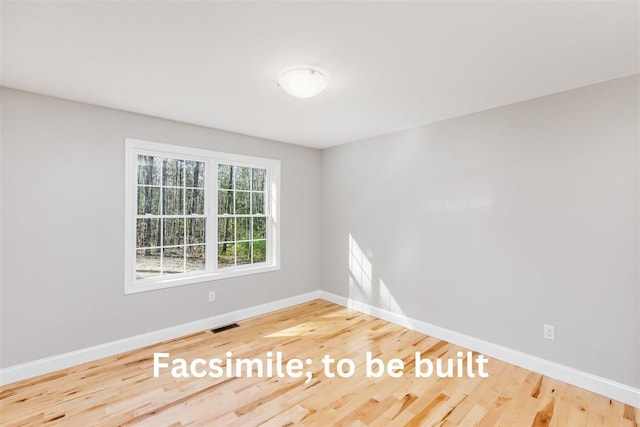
left=124, top=138, right=280, bottom=294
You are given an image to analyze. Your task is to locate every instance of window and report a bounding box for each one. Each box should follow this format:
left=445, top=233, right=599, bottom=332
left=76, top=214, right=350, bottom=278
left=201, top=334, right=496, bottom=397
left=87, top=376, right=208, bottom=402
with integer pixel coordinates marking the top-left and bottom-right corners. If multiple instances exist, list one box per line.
left=217, top=165, right=268, bottom=268
left=125, top=138, right=280, bottom=294
left=135, top=155, right=207, bottom=279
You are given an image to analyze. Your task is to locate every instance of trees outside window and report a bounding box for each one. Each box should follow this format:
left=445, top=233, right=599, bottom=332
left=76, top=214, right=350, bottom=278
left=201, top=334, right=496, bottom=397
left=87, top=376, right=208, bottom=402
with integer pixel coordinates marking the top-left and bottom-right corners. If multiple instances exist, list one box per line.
left=125, top=139, right=280, bottom=294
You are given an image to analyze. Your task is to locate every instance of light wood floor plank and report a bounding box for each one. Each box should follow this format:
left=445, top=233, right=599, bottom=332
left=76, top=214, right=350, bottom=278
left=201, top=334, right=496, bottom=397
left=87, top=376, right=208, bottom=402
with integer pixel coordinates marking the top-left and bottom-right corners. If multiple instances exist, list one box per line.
left=0, top=300, right=636, bottom=426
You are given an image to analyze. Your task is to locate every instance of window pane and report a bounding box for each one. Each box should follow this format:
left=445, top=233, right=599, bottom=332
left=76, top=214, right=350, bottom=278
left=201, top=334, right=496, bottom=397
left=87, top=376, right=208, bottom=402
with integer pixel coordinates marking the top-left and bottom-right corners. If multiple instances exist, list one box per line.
left=235, top=167, right=251, bottom=190
left=163, top=247, right=184, bottom=274
left=163, top=218, right=184, bottom=246
left=137, top=187, right=160, bottom=215
left=136, top=248, right=161, bottom=279
left=252, top=192, right=264, bottom=215
left=218, top=217, right=234, bottom=243
left=252, top=240, right=266, bottom=263
left=163, top=158, right=184, bottom=187
left=186, top=218, right=205, bottom=244
left=253, top=217, right=266, bottom=239
left=236, top=217, right=250, bottom=241
left=218, top=190, right=233, bottom=215
left=186, top=245, right=205, bottom=272
left=137, top=155, right=161, bottom=186
left=186, top=189, right=205, bottom=215
left=185, top=161, right=205, bottom=188
left=235, top=191, right=250, bottom=214
left=218, top=164, right=233, bottom=189
left=252, top=168, right=266, bottom=191
left=163, top=188, right=184, bottom=215
left=136, top=218, right=160, bottom=248
left=237, top=241, right=251, bottom=265
left=218, top=243, right=235, bottom=268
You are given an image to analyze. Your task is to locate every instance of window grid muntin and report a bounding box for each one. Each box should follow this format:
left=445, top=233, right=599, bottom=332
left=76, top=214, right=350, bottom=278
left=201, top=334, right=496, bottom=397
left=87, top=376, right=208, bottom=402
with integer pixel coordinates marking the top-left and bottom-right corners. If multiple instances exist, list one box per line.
left=135, top=153, right=207, bottom=279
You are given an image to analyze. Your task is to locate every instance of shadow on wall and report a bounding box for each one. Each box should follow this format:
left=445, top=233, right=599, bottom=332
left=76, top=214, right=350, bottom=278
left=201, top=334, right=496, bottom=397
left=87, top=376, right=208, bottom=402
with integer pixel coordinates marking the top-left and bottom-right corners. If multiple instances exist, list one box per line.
left=348, top=233, right=403, bottom=315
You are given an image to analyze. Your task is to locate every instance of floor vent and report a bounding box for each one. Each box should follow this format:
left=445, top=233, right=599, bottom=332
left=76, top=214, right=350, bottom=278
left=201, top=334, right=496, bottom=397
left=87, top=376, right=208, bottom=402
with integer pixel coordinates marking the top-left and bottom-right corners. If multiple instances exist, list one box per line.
left=211, top=323, right=240, bottom=334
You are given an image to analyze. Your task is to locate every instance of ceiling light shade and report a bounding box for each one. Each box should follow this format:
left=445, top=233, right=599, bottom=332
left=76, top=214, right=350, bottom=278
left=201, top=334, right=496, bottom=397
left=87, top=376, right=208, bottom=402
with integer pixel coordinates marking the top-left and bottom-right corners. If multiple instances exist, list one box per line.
left=277, top=66, right=329, bottom=99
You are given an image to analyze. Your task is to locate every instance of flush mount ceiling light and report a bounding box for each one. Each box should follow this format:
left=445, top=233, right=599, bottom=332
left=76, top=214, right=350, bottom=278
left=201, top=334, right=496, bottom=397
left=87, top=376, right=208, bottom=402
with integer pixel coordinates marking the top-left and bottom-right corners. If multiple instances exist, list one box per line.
left=277, top=66, right=330, bottom=99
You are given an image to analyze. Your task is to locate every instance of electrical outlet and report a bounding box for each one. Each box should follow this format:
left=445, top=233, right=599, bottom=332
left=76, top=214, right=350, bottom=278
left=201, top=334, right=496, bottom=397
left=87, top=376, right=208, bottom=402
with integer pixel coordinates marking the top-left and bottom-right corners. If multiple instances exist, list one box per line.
left=208, top=291, right=216, bottom=302
left=543, top=324, right=555, bottom=340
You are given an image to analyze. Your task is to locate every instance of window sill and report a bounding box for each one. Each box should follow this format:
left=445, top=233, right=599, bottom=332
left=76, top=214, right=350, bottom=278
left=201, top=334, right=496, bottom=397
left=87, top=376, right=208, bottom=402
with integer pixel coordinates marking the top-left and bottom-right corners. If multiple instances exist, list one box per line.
left=124, top=263, right=280, bottom=294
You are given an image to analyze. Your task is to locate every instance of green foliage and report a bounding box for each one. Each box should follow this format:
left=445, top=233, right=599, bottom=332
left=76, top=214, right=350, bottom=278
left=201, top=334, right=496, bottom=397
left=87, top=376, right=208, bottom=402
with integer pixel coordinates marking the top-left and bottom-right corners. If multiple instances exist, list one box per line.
left=218, top=217, right=234, bottom=243
left=235, top=192, right=250, bottom=214
left=253, top=217, right=266, bottom=239
left=237, top=242, right=251, bottom=265
left=252, top=240, right=266, bottom=263
left=218, top=243, right=235, bottom=267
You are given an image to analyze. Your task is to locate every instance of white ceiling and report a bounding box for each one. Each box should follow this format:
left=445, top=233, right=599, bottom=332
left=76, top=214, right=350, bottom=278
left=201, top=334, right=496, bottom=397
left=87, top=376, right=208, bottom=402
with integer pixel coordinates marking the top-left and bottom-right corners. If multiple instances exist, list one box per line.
left=1, top=1, right=638, bottom=149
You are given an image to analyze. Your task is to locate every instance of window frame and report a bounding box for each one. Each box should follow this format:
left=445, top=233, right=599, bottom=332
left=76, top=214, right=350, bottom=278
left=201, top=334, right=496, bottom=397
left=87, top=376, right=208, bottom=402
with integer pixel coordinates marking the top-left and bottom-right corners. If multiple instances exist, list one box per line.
left=124, top=138, right=281, bottom=294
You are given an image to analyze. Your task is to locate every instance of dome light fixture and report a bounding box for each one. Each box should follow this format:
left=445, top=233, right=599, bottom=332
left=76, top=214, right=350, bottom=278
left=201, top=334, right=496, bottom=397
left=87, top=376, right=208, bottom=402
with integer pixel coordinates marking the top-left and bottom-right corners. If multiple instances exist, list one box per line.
left=277, top=66, right=330, bottom=99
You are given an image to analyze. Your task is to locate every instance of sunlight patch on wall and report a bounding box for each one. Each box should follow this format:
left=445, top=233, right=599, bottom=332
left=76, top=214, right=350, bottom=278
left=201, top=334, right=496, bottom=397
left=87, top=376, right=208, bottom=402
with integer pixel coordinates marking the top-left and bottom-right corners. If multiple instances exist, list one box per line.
left=378, top=279, right=403, bottom=314
left=348, top=233, right=372, bottom=300
left=346, top=233, right=409, bottom=321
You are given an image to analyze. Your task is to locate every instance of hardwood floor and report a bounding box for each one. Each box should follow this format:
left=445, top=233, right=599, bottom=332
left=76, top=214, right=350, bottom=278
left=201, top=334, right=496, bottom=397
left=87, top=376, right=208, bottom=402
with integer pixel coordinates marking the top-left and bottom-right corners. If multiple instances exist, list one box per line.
left=1, top=300, right=638, bottom=426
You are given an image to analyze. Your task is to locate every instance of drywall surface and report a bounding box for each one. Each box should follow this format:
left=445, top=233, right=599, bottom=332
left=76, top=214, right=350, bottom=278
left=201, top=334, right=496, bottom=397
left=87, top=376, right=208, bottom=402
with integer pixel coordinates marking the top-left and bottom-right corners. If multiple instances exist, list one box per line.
left=0, top=88, right=322, bottom=367
left=321, top=75, right=639, bottom=387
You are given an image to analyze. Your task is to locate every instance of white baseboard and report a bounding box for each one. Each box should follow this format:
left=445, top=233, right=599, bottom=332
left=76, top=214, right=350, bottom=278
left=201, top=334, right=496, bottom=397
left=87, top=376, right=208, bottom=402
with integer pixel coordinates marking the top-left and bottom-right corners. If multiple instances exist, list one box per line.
left=318, top=290, right=640, bottom=408
left=0, top=290, right=322, bottom=386
left=2, top=289, right=638, bottom=408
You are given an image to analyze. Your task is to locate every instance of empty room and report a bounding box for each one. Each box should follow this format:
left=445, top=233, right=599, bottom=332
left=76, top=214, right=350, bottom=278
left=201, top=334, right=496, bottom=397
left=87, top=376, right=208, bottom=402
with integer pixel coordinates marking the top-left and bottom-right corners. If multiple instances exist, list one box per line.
left=0, top=1, right=639, bottom=426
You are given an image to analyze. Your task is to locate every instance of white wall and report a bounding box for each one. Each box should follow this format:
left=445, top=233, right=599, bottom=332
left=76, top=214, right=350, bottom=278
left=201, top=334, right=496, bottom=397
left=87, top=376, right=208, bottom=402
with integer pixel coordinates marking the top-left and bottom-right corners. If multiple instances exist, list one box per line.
left=321, top=75, right=639, bottom=387
left=0, top=88, right=322, bottom=367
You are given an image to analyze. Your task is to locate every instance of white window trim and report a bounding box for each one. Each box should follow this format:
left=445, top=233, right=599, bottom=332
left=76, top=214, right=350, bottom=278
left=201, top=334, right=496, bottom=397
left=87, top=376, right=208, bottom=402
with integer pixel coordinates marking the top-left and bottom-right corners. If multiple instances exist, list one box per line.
left=124, top=138, right=281, bottom=294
